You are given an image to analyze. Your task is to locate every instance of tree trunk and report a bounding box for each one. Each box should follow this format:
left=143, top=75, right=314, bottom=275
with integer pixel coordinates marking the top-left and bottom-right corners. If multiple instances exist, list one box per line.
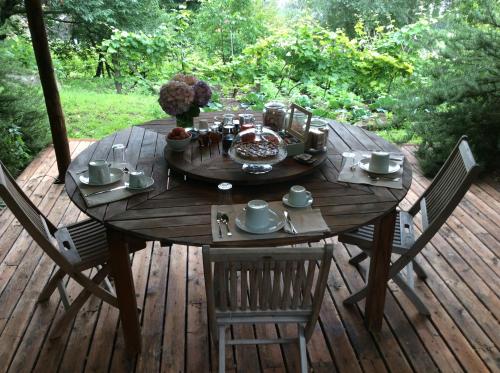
left=112, top=55, right=122, bottom=94
left=25, top=0, right=71, bottom=182
left=94, top=53, right=104, bottom=78
left=105, top=61, right=113, bottom=78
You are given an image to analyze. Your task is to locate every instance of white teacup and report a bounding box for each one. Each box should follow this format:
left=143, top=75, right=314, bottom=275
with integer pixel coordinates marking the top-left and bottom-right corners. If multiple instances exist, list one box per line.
left=245, top=200, right=270, bottom=229
left=88, top=160, right=110, bottom=184
left=128, top=171, right=147, bottom=189
left=288, top=185, right=312, bottom=206
left=369, top=151, right=390, bottom=173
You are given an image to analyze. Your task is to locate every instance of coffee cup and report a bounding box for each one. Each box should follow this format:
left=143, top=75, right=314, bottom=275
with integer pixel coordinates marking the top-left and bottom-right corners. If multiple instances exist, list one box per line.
left=88, top=160, right=110, bottom=184
left=369, top=151, right=390, bottom=173
left=128, top=171, right=147, bottom=189
left=245, top=200, right=270, bottom=229
left=288, top=185, right=312, bottom=206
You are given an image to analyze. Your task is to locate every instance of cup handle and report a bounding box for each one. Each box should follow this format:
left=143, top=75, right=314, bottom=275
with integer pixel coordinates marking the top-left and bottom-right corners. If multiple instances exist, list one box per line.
left=306, top=191, right=312, bottom=198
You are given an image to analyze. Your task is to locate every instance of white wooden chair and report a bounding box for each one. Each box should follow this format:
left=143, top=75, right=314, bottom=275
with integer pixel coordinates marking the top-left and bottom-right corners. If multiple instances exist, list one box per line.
left=339, top=136, right=480, bottom=315
left=0, top=161, right=122, bottom=338
left=203, top=244, right=333, bottom=373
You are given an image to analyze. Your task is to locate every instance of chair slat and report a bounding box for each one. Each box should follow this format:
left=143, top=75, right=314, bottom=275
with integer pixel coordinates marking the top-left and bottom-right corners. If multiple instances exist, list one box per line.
left=270, top=262, right=283, bottom=310
left=217, top=263, right=227, bottom=311
left=241, top=263, right=248, bottom=310
left=249, top=265, right=259, bottom=310
left=291, top=261, right=306, bottom=309
left=302, top=261, right=316, bottom=307
left=281, top=261, right=294, bottom=309
left=229, top=263, right=237, bottom=311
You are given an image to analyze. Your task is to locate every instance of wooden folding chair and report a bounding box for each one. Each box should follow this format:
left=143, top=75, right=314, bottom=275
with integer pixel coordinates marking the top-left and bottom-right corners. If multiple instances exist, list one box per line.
left=339, top=136, right=480, bottom=315
left=0, top=161, right=121, bottom=338
left=203, top=244, right=333, bottom=373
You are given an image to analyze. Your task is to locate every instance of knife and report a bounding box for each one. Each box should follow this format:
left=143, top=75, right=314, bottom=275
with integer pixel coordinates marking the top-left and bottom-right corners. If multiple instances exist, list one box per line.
left=84, top=185, right=126, bottom=197
left=284, top=211, right=298, bottom=234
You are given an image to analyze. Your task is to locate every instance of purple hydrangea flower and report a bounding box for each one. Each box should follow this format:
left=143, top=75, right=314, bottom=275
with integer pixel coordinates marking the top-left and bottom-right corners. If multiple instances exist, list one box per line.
left=193, top=80, right=212, bottom=106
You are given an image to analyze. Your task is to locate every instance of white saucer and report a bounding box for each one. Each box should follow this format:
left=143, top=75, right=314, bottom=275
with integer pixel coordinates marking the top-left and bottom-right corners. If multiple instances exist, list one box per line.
left=79, top=168, right=123, bottom=186
left=282, top=194, right=313, bottom=208
left=358, top=158, right=400, bottom=175
left=125, top=176, right=155, bottom=190
left=235, top=208, right=285, bottom=234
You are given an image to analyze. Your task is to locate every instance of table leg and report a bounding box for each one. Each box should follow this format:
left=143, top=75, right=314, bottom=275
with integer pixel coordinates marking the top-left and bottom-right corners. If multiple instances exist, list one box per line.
left=364, top=208, right=397, bottom=331
left=108, top=229, right=142, bottom=355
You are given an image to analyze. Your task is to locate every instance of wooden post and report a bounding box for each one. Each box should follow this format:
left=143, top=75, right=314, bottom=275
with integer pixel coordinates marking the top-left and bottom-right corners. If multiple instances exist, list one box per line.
left=25, top=0, right=71, bottom=182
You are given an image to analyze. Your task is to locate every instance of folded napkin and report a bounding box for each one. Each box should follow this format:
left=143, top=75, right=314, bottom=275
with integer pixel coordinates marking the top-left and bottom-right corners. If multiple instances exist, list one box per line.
left=67, top=166, right=153, bottom=208
left=337, top=151, right=404, bottom=189
left=283, top=208, right=330, bottom=235
left=211, top=201, right=330, bottom=243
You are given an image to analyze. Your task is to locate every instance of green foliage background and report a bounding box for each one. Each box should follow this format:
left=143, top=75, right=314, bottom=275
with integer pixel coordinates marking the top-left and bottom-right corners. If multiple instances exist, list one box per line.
left=0, top=35, right=50, bottom=176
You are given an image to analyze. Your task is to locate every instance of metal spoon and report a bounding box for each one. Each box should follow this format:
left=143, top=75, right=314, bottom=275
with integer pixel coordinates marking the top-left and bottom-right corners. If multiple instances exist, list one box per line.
left=220, top=213, right=232, bottom=236
left=216, top=211, right=223, bottom=238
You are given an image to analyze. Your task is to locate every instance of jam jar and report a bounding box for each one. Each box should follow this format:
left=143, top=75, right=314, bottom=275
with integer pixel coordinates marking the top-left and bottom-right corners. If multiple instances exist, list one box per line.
left=307, top=117, right=329, bottom=152
left=263, top=101, right=287, bottom=131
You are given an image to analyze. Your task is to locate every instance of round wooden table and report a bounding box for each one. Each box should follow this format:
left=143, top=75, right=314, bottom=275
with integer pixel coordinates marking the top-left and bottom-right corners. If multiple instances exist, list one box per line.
left=65, top=112, right=412, bottom=355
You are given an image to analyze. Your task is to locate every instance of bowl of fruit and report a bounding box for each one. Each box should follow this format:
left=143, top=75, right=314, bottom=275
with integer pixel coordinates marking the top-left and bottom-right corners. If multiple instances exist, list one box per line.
left=166, top=127, right=192, bottom=152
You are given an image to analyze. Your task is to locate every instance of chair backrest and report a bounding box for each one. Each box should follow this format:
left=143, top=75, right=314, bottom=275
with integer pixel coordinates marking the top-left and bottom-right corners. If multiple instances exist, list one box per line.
left=392, top=137, right=479, bottom=275
left=202, top=244, right=333, bottom=340
left=0, top=161, right=74, bottom=272
left=410, top=136, right=479, bottom=232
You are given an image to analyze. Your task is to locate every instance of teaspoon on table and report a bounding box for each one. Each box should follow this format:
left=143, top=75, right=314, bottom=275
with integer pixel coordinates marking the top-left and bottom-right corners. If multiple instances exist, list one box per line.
left=220, top=213, right=232, bottom=236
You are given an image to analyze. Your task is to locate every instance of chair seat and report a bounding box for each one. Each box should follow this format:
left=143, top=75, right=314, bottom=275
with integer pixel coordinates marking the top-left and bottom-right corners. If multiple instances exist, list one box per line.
left=338, top=211, right=415, bottom=254
left=54, top=219, right=109, bottom=270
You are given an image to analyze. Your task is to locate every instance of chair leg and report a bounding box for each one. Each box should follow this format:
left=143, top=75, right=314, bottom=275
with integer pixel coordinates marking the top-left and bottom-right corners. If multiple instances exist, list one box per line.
left=405, top=262, right=415, bottom=290
left=57, top=280, right=71, bottom=310
left=50, top=267, right=114, bottom=339
left=38, top=268, right=66, bottom=303
left=50, top=286, right=92, bottom=339
left=349, top=252, right=368, bottom=265
left=393, top=275, right=431, bottom=316
left=412, top=259, right=427, bottom=279
left=298, top=326, right=308, bottom=373
left=218, top=326, right=226, bottom=373
left=97, top=265, right=116, bottom=296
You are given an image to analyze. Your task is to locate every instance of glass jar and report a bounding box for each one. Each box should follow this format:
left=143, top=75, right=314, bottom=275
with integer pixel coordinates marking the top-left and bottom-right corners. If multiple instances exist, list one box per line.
left=288, top=110, right=308, bottom=136
left=263, top=101, right=287, bottom=131
left=307, top=117, right=329, bottom=152
left=228, top=122, right=287, bottom=174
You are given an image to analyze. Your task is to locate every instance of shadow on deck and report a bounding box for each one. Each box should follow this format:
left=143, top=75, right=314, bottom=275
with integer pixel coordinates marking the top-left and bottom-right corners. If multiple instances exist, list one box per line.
left=0, top=140, right=498, bottom=372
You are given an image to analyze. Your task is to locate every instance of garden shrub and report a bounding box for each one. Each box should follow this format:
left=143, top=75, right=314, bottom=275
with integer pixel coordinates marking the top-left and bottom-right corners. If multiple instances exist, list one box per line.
left=0, top=37, right=50, bottom=177
left=395, top=3, right=500, bottom=176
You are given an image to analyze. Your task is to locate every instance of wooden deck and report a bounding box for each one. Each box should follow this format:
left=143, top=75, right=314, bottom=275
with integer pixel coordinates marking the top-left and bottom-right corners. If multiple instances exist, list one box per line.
left=0, top=140, right=498, bottom=373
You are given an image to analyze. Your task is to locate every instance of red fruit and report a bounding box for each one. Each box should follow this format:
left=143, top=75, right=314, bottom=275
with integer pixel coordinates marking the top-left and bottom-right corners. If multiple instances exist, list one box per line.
left=168, top=127, right=190, bottom=140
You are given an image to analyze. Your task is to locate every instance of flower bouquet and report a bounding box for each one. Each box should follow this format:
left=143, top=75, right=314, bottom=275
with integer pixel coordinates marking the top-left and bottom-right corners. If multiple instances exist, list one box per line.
left=158, top=74, right=212, bottom=128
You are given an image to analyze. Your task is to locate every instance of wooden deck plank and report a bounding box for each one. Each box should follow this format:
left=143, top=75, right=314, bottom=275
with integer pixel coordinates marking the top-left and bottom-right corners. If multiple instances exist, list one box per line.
left=161, top=244, right=187, bottom=373
left=186, top=246, right=211, bottom=373
left=135, top=242, right=170, bottom=373
left=0, top=141, right=498, bottom=373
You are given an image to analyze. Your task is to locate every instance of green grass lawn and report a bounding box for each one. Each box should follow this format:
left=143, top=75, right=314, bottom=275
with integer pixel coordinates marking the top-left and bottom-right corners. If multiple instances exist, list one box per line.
left=60, top=80, right=165, bottom=139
